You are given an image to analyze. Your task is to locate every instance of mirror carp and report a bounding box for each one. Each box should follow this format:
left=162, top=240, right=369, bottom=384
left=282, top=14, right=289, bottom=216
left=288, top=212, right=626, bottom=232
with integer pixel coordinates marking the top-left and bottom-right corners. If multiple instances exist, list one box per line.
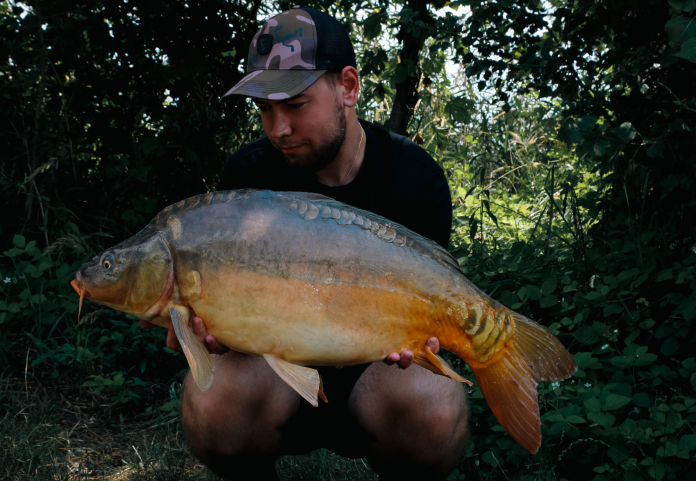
left=71, top=189, right=576, bottom=453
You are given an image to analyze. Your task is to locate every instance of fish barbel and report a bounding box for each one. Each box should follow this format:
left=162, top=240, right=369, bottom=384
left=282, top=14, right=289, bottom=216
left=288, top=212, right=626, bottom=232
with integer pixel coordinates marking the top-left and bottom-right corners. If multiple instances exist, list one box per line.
left=71, top=190, right=576, bottom=453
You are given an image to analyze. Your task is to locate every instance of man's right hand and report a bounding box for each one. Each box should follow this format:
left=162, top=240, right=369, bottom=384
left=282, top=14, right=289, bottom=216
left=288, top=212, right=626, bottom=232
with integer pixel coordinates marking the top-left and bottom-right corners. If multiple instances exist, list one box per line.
left=140, top=315, right=229, bottom=355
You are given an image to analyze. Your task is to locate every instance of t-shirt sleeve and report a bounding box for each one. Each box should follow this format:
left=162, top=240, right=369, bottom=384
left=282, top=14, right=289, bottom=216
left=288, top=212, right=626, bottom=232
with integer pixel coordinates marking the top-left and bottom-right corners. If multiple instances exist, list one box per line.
left=401, top=164, right=452, bottom=249
left=390, top=138, right=452, bottom=249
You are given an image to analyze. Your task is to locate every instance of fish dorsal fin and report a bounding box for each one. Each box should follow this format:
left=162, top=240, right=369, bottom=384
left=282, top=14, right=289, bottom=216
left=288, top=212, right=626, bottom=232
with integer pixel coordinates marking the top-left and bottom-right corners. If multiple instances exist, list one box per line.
left=414, top=346, right=473, bottom=386
left=263, top=354, right=326, bottom=407
left=170, top=305, right=215, bottom=391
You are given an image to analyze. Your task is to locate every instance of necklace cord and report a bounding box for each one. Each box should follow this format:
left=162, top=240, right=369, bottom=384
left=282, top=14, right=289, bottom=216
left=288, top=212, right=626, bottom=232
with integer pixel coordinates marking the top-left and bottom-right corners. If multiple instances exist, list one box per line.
left=341, top=126, right=364, bottom=186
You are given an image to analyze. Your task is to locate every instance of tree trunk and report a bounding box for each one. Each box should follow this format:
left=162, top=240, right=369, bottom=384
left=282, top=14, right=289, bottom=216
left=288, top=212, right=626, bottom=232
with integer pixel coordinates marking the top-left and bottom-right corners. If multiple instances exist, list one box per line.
left=389, top=0, right=432, bottom=136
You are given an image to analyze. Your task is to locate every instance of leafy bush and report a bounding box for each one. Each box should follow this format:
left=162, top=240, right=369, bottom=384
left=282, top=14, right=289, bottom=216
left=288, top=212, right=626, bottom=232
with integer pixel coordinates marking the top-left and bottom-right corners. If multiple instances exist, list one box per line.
left=2, top=1, right=695, bottom=480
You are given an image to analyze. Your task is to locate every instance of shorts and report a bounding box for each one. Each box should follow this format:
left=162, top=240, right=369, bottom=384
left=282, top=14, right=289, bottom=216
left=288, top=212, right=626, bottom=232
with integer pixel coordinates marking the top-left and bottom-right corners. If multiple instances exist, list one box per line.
left=279, top=363, right=372, bottom=456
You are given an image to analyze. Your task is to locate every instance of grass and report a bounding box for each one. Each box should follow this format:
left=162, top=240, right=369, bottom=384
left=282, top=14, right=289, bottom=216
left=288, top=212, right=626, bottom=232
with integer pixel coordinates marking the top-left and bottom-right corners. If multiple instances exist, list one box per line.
left=0, top=375, right=379, bottom=481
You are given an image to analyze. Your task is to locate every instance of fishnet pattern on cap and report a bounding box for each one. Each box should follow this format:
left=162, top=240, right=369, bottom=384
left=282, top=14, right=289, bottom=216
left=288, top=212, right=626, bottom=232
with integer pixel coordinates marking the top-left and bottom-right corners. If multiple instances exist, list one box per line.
left=304, top=8, right=356, bottom=72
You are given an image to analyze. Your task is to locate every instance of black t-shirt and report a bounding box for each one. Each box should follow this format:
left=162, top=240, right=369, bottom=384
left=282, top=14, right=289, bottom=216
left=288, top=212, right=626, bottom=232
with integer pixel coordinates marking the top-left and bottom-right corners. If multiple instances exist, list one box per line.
left=219, top=119, right=452, bottom=249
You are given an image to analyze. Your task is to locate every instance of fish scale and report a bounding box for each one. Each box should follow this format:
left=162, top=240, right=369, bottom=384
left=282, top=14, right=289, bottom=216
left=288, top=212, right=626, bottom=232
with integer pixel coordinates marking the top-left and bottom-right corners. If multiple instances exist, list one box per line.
left=71, top=189, right=576, bottom=454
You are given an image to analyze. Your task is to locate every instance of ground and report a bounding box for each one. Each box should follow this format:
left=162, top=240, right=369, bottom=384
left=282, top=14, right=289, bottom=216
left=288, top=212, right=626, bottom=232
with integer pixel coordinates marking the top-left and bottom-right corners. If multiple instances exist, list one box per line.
left=1, top=376, right=380, bottom=481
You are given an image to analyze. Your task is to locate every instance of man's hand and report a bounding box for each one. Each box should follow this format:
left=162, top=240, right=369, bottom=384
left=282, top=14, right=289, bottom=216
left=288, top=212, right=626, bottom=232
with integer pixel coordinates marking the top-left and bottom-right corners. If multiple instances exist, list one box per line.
left=140, top=314, right=229, bottom=355
left=384, top=337, right=439, bottom=369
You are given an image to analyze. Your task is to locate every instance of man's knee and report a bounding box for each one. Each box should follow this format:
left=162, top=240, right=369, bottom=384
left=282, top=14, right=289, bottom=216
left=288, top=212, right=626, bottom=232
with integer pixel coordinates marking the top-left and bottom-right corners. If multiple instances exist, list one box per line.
left=181, top=351, right=300, bottom=464
left=392, top=383, right=468, bottom=465
left=416, top=393, right=468, bottom=458
left=351, top=363, right=468, bottom=478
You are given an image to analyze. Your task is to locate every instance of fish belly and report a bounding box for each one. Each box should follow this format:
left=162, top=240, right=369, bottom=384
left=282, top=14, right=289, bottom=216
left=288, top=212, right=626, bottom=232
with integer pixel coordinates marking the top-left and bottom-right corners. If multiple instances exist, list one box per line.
left=188, top=264, right=433, bottom=366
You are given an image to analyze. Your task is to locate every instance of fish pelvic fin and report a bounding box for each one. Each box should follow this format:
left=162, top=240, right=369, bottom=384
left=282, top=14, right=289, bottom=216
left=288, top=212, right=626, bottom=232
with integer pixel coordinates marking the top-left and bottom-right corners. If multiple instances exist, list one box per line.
left=263, top=354, right=326, bottom=407
left=170, top=305, right=215, bottom=391
left=469, top=312, right=577, bottom=454
left=414, top=346, right=473, bottom=386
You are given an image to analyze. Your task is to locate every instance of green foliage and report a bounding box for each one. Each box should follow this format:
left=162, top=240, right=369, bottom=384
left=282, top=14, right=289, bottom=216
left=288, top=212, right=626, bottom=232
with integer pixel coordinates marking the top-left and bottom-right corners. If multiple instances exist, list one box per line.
left=2, top=1, right=696, bottom=480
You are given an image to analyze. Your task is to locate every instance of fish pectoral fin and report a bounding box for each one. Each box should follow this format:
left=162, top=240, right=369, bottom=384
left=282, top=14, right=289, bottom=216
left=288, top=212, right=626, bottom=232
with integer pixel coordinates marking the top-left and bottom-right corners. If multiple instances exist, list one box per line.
left=414, top=346, right=473, bottom=386
left=263, top=354, right=326, bottom=407
left=170, top=305, right=215, bottom=391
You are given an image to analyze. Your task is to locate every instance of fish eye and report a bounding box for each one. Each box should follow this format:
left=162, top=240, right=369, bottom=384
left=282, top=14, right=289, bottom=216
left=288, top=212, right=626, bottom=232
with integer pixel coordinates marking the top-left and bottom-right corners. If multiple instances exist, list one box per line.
left=101, top=253, right=115, bottom=270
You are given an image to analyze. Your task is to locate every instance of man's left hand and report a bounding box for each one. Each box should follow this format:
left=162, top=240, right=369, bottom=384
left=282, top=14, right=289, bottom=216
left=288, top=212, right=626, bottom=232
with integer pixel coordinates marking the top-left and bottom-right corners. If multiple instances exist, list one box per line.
left=384, top=337, right=439, bottom=369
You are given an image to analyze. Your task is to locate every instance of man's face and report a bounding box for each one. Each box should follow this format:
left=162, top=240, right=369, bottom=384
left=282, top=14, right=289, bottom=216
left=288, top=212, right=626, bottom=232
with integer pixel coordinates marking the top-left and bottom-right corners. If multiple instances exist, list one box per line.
left=252, top=76, right=347, bottom=173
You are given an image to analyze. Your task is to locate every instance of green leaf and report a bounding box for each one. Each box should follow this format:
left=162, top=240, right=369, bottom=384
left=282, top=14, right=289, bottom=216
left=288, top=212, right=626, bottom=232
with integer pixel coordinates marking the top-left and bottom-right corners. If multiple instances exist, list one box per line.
left=481, top=450, right=495, bottom=464
left=577, top=115, right=598, bottom=131
left=575, top=325, right=603, bottom=345
left=542, top=276, right=557, bottom=295
left=679, top=298, right=696, bottom=321
left=632, top=353, right=658, bottom=367
left=139, top=136, right=160, bottom=155
left=665, top=16, right=696, bottom=48
left=678, top=37, right=696, bottom=62
left=661, top=337, right=679, bottom=356
left=445, top=97, right=475, bottom=124
left=656, top=269, right=673, bottom=281
left=604, top=394, right=633, bottom=410
left=4, top=247, right=25, bottom=257
left=646, top=141, right=664, bottom=158
left=557, top=121, right=581, bottom=143
left=584, top=397, right=602, bottom=413
left=525, top=285, right=542, bottom=301
left=361, top=11, right=386, bottom=40
left=482, top=199, right=498, bottom=226
left=615, top=122, right=637, bottom=142
left=649, top=463, right=665, bottom=481
left=565, top=415, right=586, bottom=424
left=575, top=352, right=601, bottom=369
left=540, top=295, right=558, bottom=308
left=12, top=234, right=26, bottom=248
left=669, top=0, right=685, bottom=12
left=588, top=411, right=616, bottom=428
left=592, top=138, right=611, bottom=157
left=68, top=222, right=81, bottom=235
left=585, top=291, right=603, bottom=301
left=545, top=413, right=565, bottom=422
left=679, top=434, right=696, bottom=450
left=632, top=392, right=651, bottom=407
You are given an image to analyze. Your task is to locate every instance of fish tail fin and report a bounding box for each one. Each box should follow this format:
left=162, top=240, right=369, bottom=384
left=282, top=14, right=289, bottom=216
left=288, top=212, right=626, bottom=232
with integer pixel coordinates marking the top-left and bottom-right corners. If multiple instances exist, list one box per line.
left=469, top=312, right=577, bottom=454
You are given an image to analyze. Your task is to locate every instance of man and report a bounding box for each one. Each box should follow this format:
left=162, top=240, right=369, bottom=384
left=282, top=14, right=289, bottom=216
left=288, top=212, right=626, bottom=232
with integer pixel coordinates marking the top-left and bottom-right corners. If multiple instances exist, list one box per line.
left=144, top=7, right=468, bottom=481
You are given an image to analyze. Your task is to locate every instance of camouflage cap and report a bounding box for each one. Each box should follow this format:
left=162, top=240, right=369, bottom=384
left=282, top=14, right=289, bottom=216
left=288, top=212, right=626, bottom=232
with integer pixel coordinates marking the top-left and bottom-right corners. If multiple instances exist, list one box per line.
left=222, top=7, right=357, bottom=100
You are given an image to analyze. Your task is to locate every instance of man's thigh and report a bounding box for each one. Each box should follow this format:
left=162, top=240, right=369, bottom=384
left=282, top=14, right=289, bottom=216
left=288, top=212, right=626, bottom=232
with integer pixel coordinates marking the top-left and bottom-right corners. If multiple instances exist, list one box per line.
left=338, top=361, right=469, bottom=461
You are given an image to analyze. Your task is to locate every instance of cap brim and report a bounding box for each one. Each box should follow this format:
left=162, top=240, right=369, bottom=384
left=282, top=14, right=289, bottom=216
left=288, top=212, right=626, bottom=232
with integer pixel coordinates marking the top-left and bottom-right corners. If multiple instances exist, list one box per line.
left=222, top=69, right=326, bottom=100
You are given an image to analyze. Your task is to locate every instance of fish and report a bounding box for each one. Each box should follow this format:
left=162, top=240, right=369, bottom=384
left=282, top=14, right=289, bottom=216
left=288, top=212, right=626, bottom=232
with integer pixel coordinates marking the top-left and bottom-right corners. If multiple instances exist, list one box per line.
left=71, top=189, right=576, bottom=453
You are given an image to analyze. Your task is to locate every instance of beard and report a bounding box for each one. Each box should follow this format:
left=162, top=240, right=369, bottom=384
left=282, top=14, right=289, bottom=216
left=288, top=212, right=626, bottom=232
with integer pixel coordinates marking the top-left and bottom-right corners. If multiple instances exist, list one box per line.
left=276, top=101, right=347, bottom=174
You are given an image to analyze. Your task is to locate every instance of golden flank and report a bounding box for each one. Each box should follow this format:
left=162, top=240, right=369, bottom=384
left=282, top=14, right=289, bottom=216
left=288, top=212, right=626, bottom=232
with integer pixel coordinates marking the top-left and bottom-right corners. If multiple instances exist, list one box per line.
left=71, top=189, right=577, bottom=453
